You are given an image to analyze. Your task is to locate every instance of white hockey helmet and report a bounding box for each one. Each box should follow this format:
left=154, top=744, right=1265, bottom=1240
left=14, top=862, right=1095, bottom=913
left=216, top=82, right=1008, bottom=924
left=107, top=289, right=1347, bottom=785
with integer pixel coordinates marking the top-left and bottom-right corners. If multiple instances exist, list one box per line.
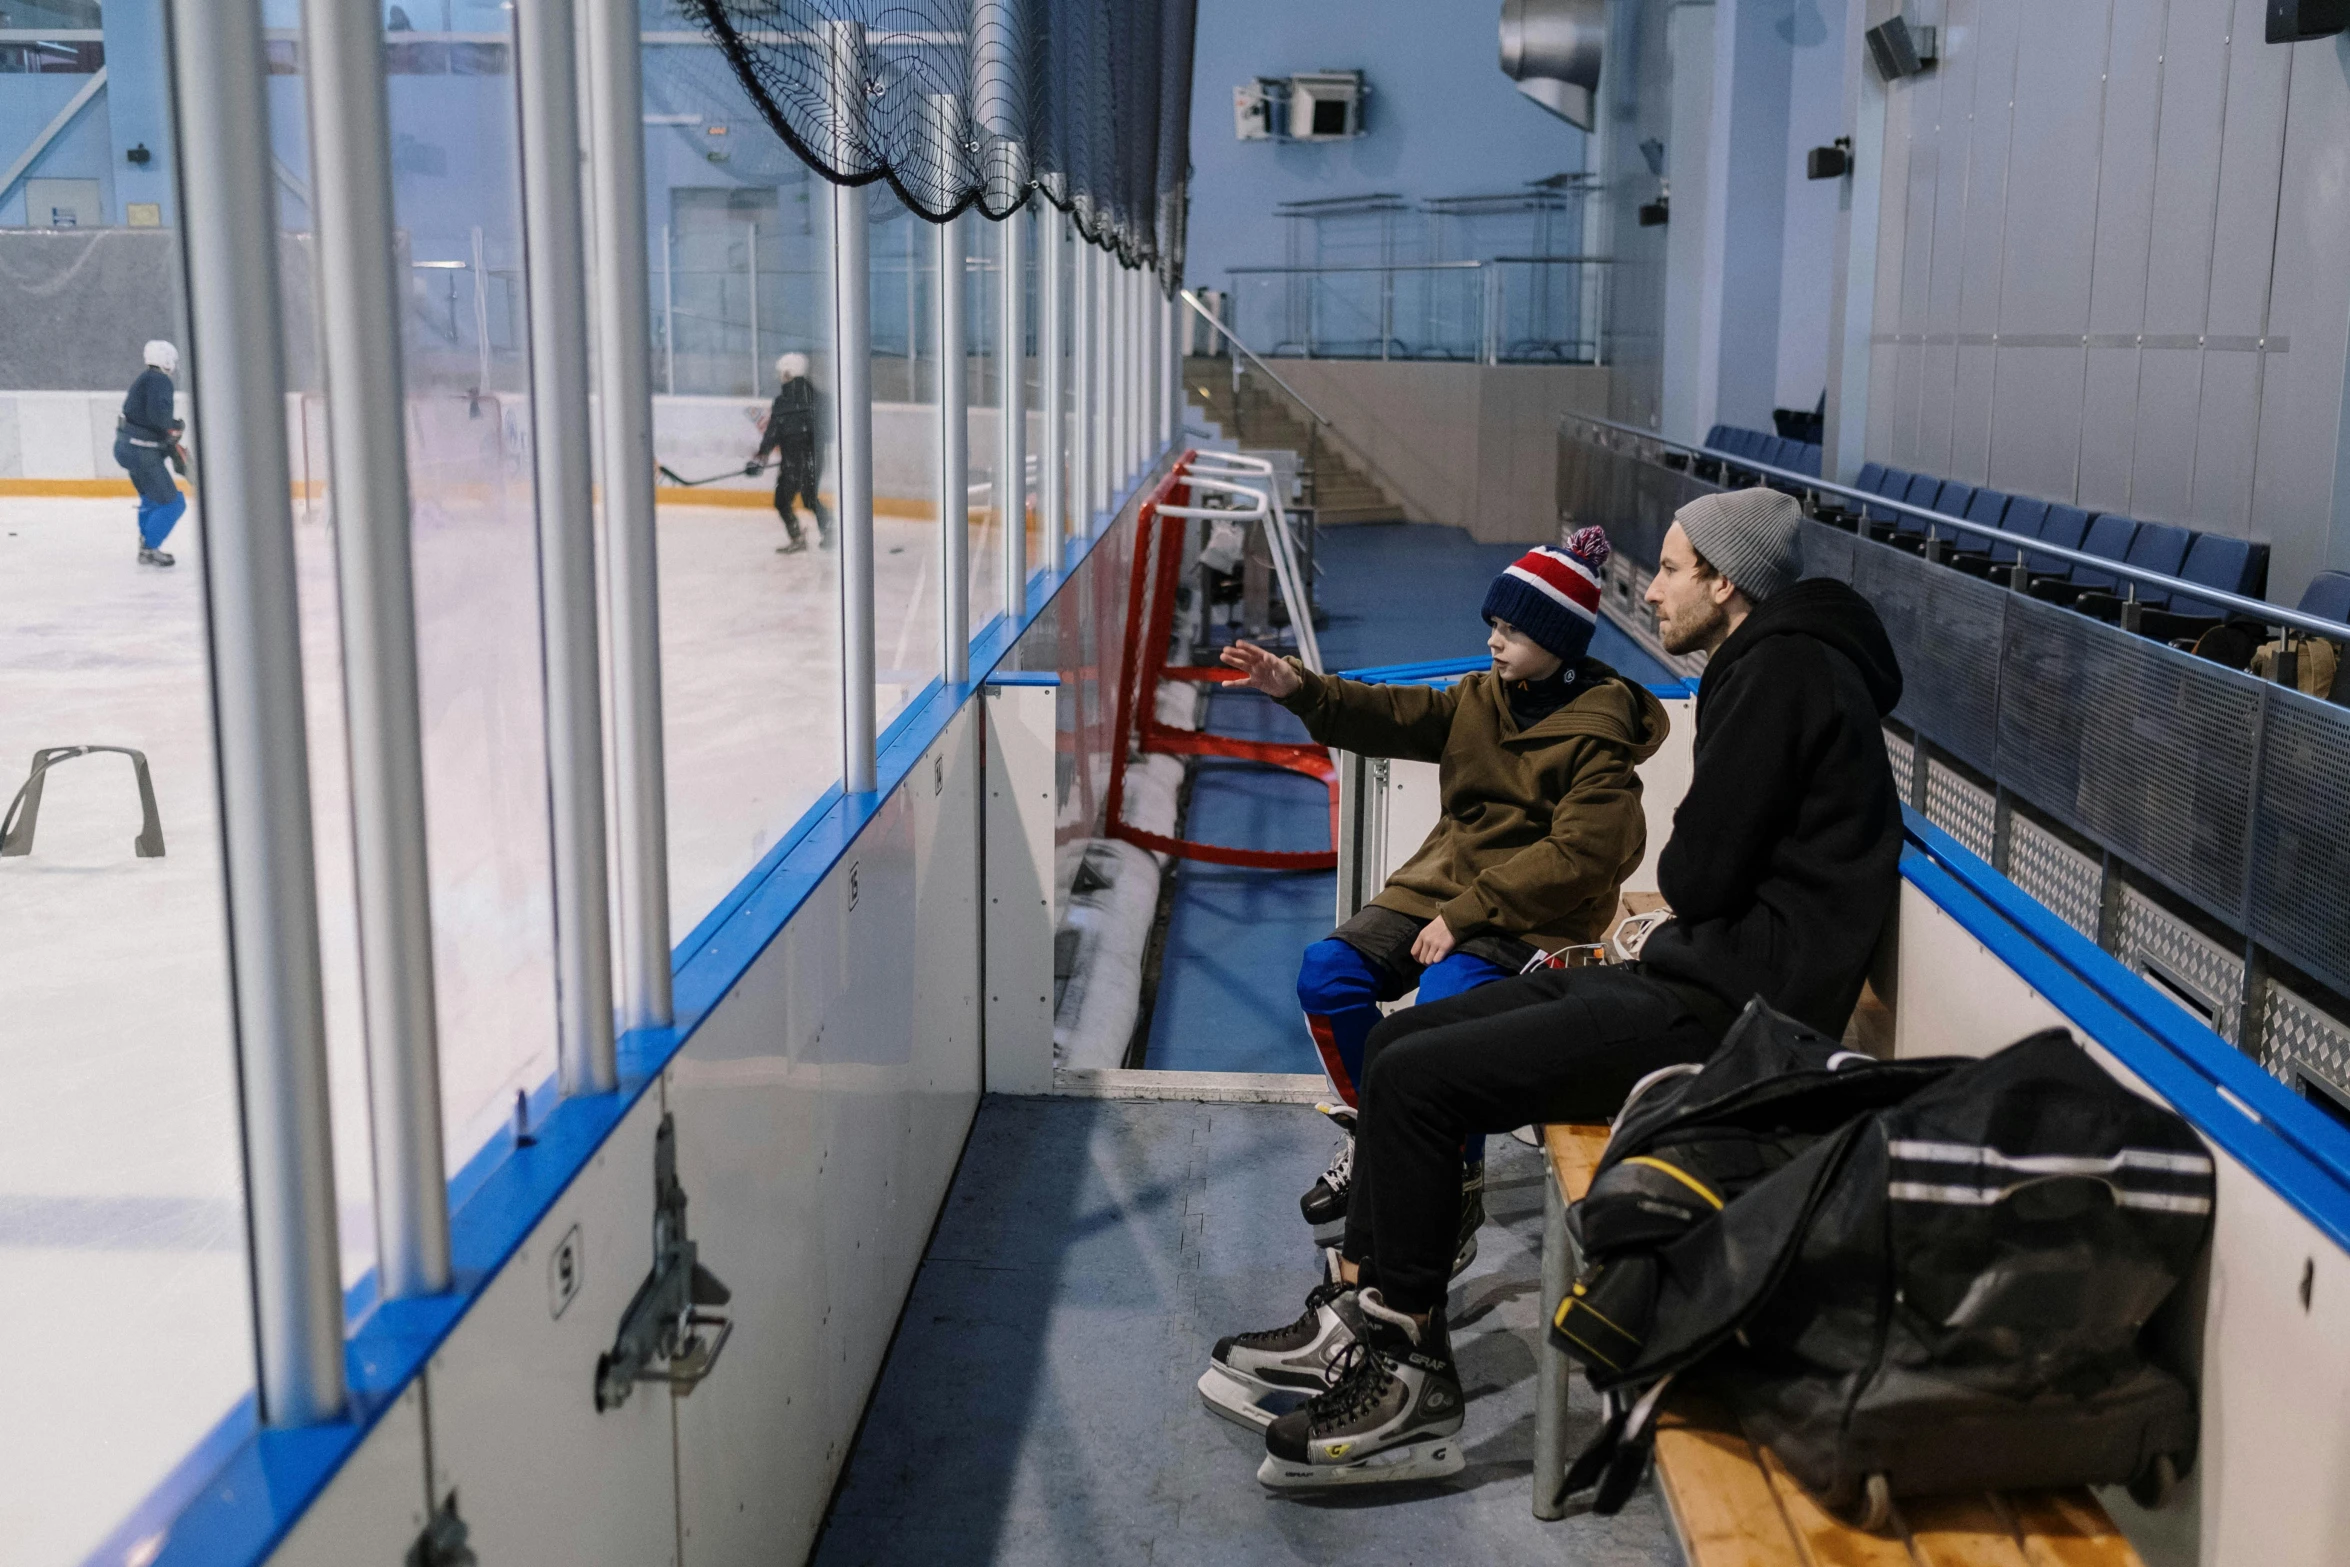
left=776, top=351, right=809, bottom=381
left=144, top=339, right=179, bottom=374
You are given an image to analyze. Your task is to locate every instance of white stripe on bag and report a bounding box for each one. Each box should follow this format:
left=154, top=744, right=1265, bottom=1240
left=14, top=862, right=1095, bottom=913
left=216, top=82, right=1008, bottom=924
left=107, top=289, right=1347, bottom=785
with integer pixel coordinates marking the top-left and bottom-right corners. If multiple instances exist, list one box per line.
left=1888, top=1140, right=2212, bottom=1178
left=1886, top=1180, right=2212, bottom=1215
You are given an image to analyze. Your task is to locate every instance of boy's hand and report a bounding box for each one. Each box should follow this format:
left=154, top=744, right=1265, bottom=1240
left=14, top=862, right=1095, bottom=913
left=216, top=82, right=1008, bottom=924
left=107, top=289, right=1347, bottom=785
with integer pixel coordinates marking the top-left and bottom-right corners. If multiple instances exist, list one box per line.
left=1410, top=918, right=1457, bottom=965
left=1219, top=639, right=1302, bottom=699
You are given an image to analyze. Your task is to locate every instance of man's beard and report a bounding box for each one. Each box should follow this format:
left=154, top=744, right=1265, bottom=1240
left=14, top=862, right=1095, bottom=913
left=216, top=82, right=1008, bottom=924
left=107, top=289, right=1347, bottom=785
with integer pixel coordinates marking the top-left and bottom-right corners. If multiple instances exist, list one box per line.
left=1659, top=596, right=1727, bottom=655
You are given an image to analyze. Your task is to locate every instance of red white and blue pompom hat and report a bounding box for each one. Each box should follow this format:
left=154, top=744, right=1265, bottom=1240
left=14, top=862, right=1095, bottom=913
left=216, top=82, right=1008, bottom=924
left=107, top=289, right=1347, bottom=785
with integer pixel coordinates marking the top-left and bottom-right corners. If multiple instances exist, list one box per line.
left=1480, top=526, right=1614, bottom=664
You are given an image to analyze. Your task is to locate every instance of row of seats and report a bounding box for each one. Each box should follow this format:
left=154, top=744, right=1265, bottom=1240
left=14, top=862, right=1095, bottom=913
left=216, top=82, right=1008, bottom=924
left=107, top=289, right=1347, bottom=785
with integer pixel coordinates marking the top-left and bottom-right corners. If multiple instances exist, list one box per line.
left=1703, top=424, right=1823, bottom=480
left=1829, top=462, right=2286, bottom=650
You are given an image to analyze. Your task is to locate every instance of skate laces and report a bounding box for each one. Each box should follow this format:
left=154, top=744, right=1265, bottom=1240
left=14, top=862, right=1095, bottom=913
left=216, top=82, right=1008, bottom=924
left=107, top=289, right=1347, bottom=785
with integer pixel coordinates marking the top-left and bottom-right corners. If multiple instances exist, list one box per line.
left=1309, top=1339, right=1398, bottom=1425
left=1319, top=1134, right=1354, bottom=1193
left=1234, top=1280, right=1345, bottom=1347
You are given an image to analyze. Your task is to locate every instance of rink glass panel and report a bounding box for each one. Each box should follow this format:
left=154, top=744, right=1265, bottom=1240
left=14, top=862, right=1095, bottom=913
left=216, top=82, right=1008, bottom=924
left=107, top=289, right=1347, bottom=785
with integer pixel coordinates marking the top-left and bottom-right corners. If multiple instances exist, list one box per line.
left=871, top=185, right=944, bottom=731
left=657, top=151, right=846, bottom=936
left=966, top=213, right=1007, bottom=629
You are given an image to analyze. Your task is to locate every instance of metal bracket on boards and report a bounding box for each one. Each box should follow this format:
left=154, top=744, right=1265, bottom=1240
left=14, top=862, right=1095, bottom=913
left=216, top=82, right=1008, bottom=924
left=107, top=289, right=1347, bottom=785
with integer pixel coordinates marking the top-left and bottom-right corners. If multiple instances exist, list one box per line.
left=594, top=1112, right=734, bottom=1411
left=405, top=1492, right=477, bottom=1567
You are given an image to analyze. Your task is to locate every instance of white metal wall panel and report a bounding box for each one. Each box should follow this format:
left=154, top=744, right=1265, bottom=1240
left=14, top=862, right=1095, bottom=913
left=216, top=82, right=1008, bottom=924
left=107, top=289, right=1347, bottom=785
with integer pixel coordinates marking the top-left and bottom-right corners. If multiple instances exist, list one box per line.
left=2140, top=1, right=2230, bottom=339
left=2204, top=7, right=2289, bottom=344
left=2251, top=40, right=2350, bottom=597
left=667, top=719, right=984, bottom=1567
left=2192, top=351, right=2264, bottom=531
left=2087, top=0, right=2167, bottom=337
left=2132, top=348, right=2207, bottom=511
left=1986, top=346, right=2088, bottom=506
left=1996, top=2, right=2108, bottom=339
left=426, top=1091, right=678, bottom=1567
left=2077, top=350, right=2143, bottom=515
left=982, top=683, right=1058, bottom=1093
left=266, top=1387, right=430, bottom=1567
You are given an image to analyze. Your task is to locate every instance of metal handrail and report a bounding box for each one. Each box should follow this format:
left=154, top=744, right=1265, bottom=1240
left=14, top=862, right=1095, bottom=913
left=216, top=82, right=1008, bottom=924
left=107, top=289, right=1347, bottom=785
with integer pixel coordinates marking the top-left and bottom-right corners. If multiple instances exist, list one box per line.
left=1178, top=287, right=1332, bottom=427
left=1563, top=411, right=2350, bottom=644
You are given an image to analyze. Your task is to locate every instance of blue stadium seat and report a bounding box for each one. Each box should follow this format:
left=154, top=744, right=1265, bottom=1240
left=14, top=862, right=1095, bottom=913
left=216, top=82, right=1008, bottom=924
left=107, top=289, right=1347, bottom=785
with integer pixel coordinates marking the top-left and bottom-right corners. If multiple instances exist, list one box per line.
left=2155, top=535, right=2271, bottom=632
left=2033, top=513, right=2138, bottom=603
left=2021, top=504, right=2091, bottom=579
left=2300, top=570, right=2350, bottom=626
left=1945, top=490, right=2020, bottom=577
left=1864, top=467, right=1915, bottom=532
left=1934, top=481, right=1978, bottom=524
left=1795, top=443, right=1823, bottom=478
left=1705, top=424, right=1732, bottom=452
left=2075, top=520, right=2195, bottom=621
left=1856, top=460, right=1888, bottom=494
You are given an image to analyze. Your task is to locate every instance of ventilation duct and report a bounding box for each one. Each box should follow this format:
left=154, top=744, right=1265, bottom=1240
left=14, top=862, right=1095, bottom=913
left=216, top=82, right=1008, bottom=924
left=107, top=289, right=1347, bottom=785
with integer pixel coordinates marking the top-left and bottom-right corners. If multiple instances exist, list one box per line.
left=1499, top=0, right=1605, bottom=131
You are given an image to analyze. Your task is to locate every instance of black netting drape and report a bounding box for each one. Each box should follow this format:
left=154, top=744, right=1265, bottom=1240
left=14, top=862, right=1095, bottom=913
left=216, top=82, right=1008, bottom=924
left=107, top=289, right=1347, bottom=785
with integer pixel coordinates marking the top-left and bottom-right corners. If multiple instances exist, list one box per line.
left=686, top=0, right=1196, bottom=288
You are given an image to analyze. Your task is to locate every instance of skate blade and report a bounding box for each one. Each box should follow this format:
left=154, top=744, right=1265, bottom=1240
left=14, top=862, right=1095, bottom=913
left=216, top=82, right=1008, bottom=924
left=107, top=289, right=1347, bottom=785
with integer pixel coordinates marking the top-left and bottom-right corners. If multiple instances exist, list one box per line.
left=1196, top=1365, right=1309, bottom=1432
left=1255, top=1437, right=1467, bottom=1490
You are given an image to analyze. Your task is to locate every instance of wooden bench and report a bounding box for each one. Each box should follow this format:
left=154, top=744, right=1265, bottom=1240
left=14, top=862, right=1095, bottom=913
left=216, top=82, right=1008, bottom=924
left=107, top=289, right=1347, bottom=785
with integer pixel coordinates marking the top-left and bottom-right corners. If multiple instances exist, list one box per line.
left=1535, top=1127, right=2145, bottom=1565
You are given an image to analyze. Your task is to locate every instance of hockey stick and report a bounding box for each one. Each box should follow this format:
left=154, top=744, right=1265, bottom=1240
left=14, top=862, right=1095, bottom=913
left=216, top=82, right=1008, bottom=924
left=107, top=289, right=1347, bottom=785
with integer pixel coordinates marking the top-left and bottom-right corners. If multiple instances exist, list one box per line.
left=658, top=458, right=776, bottom=487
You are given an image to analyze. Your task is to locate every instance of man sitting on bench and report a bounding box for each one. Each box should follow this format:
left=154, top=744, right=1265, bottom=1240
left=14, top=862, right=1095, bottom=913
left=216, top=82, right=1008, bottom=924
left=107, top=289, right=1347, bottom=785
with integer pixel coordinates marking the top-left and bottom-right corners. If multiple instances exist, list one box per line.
left=1214, top=487, right=1908, bottom=1490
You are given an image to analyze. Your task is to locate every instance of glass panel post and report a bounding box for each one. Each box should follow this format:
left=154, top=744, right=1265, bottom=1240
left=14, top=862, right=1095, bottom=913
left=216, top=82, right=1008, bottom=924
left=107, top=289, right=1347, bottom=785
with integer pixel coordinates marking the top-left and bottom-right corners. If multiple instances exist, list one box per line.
left=1093, top=244, right=1112, bottom=515
left=584, top=0, right=673, bottom=1030
left=514, top=0, right=617, bottom=1095
left=1040, top=208, right=1066, bottom=574
left=928, top=94, right=971, bottom=682
left=997, top=194, right=1027, bottom=616
left=166, top=0, right=347, bottom=1424
left=298, top=0, right=452, bottom=1297
left=1070, top=232, right=1093, bottom=537
left=826, top=19, right=876, bottom=794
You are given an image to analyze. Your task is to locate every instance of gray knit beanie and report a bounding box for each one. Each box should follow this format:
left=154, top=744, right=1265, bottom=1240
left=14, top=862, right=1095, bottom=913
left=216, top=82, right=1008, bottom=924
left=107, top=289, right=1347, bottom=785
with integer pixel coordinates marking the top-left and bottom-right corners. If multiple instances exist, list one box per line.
left=1673, top=488, right=1805, bottom=602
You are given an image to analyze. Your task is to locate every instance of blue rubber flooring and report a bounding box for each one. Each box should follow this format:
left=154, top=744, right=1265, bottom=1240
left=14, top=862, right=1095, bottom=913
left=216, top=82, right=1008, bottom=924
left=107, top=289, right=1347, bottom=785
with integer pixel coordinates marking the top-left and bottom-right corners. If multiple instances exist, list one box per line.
left=808, top=1096, right=1680, bottom=1566
left=1143, top=524, right=1672, bottom=1074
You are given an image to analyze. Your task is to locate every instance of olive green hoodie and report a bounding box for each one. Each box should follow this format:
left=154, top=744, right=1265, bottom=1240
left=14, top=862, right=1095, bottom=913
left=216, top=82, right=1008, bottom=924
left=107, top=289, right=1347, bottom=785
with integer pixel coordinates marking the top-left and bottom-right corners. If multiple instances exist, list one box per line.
left=1277, top=658, right=1671, bottom=950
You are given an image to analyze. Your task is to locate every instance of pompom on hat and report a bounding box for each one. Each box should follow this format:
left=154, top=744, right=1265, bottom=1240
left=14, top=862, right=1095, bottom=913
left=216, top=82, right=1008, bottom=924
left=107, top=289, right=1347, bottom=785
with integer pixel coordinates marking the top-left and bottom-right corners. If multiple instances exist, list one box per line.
left=1481, top=526, right=1613, bottom=664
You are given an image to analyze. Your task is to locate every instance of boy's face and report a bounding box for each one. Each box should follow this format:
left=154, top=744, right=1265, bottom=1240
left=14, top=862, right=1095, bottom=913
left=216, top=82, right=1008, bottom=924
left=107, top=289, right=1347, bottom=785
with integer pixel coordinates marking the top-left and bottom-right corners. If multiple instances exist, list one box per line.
left=1487, top=619, right=1564, bottom=683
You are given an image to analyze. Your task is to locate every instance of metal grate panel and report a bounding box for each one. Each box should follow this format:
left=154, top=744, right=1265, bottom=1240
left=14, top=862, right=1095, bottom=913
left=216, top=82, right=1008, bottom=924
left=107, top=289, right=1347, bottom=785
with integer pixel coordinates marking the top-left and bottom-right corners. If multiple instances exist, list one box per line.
left=2111, top=887, right=2244, bottom=1043
left=2265, top=982, right=2350, bottom=1097
left=1856, top=538, right=2004, bottom=774
left=2007, top=814, right=2101, bottom=938
left=1802, top=519, right=1857, bottom=584
left=1924, top=758, right=1996, bottom=862
left=1997, top=594, right=2258, bottom=925
left=2250, top=684, right=2350, bottom=1003
left=1883, top=727, right=1916, bottom=807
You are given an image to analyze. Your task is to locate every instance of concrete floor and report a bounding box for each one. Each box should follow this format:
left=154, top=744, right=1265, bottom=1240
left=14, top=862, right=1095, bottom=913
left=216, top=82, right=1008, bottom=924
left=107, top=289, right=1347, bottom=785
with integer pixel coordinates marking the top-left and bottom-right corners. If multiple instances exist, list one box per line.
left=811, top=1095, right=1681, bottom=1565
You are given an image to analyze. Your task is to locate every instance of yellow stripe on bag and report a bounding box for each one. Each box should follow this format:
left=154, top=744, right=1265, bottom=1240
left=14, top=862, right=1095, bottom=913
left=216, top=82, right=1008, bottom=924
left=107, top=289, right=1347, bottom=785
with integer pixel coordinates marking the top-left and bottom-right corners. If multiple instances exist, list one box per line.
left=1622, top=1155, right=1724, bottom=1209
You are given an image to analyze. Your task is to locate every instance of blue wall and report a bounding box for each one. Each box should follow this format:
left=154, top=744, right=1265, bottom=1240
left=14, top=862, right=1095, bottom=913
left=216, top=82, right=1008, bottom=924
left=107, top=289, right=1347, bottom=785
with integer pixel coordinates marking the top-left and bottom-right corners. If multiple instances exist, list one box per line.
left=1183, top=0, right=1589, bottom=291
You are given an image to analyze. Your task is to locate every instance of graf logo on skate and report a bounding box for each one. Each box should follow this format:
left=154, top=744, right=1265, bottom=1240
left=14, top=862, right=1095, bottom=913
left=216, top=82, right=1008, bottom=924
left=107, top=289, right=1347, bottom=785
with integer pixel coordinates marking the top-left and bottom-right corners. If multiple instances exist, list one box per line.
left=1324, top=1442, right=1352, bottom=1458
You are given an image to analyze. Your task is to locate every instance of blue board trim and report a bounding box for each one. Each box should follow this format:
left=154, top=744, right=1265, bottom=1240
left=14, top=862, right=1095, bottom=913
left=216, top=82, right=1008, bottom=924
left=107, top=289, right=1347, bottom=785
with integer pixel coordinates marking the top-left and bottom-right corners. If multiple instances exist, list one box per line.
left=1900, top=817, right=2350, bottom=1256
left=104, top=458, right=1174, bottom=1567
left=1335, top=652, right=1695, bottom=703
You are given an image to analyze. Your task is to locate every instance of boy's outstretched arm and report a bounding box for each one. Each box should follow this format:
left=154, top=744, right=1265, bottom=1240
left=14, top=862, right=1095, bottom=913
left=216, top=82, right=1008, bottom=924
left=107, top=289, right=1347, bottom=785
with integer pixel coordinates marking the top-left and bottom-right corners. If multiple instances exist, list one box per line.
left=1219, top=639, right=1457, bottom=761
left=1435, top=743, right=1645, bottom=941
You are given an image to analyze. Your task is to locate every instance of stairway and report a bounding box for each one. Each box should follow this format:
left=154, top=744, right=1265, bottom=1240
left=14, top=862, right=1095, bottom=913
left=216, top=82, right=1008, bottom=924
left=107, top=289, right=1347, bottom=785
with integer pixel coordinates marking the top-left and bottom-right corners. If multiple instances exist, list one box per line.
left=1183, top=355, right=1405, bottom=524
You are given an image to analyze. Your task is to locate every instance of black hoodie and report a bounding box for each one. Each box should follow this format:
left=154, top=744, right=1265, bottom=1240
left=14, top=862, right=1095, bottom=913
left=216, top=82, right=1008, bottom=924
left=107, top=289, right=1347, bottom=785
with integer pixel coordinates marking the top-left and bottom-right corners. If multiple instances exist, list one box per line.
left=1638, top=578, right=1905, bottom=1035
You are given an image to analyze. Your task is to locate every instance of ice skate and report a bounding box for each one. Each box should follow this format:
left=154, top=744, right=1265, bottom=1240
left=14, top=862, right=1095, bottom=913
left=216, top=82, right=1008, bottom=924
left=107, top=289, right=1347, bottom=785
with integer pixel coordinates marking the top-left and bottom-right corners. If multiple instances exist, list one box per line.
left=1199, top=1248, right=1362, bottom=1430
left=1257, top=1289, right=1465, bottom=1489
left=776, top=535, right=808, bottom=555
left=138, top=547, right=175, bottom=567
left=1298, top=1102, right=1355, bottom=1228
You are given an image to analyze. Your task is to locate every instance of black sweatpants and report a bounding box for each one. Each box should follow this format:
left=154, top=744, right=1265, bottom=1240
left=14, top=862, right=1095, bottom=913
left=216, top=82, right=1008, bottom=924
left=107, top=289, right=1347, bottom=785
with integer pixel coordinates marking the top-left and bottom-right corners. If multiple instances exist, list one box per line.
left=1340, top=964, right=1731, bottom=1315
left=772, top=453, right=830, bottom=542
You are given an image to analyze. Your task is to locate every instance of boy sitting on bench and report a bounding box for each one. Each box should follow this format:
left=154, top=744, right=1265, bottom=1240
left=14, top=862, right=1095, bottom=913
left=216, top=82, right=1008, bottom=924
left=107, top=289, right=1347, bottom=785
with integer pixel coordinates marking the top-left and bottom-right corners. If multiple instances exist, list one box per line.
left=1199, top=526, right=1669, bottom=1422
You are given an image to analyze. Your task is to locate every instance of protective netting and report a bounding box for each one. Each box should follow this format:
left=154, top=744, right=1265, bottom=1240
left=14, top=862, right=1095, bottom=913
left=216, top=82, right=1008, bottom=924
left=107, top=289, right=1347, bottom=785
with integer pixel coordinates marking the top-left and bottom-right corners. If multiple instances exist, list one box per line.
left=685, top=0, right=1195, bottom=287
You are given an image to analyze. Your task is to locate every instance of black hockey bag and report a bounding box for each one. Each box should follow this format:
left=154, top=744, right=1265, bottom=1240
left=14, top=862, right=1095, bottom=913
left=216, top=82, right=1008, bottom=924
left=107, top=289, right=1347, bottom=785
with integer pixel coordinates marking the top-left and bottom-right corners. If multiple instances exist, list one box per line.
left=1554, top=1021, right=2213, bottom=1526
